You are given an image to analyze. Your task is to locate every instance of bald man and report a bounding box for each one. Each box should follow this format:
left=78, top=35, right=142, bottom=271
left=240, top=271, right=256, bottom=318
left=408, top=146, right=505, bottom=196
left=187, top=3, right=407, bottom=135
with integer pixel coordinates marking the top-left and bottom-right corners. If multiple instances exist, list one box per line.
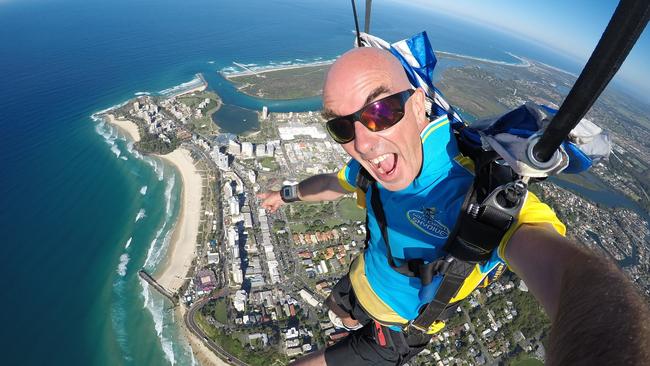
left=259, top=48, right=650, bottom=365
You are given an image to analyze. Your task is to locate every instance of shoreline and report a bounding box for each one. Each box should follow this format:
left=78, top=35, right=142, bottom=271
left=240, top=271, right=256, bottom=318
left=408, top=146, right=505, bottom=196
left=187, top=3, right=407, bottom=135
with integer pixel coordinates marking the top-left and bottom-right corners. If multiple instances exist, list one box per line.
left=161, top=73, right=209, bottom=98
left=176, top=306, right=228, bottom=366
left=104, top=114, right=141, bottom=142
left=223, top=60, right=334, bottom=79
left=155, top=147, right=203, bottom=294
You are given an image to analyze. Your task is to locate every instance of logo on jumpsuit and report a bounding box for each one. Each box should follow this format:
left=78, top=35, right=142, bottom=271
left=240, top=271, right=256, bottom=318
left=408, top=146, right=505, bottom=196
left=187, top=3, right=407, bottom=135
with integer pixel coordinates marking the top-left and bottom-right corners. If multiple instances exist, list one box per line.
left=406, top=207, right=450, bottom=239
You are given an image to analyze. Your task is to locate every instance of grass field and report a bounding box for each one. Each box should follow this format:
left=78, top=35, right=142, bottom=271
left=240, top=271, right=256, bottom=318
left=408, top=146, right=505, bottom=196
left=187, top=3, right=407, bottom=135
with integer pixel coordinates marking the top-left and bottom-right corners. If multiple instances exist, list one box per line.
left=337, top=197, right=365, bottom=221
left=227, top=64, right=330, bottom=99
left=509, top=356, right=543, bottom=366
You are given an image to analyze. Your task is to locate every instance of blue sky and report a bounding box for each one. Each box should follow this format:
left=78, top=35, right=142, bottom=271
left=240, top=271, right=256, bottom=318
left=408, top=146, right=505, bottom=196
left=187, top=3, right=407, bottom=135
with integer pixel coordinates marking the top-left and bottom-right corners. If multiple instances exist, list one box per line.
left=401, top=0, right=649, bottom=98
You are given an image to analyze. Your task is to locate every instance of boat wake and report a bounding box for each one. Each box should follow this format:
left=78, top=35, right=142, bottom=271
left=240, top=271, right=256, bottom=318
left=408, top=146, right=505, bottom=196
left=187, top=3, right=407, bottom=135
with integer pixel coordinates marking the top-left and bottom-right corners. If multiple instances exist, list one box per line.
left=135, top=208, right=146, bottom=223
left=124, top=237, right=133, bottom=249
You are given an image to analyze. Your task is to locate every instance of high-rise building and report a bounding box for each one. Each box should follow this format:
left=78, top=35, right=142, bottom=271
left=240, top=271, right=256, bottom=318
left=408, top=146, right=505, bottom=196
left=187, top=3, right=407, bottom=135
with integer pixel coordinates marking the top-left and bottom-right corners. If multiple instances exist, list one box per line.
left=241, top=142, right=254, bottom=158
left=228, top=140, right=241, bottom=155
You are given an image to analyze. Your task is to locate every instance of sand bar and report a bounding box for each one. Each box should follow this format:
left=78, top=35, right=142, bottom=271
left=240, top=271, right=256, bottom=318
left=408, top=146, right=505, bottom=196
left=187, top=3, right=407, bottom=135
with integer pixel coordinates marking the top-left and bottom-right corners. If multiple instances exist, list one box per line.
left=224, top=60, right=334, bottom=78
left=156, top=147, right=203, bottom=293
left=105, top=114, right=141, bottom=142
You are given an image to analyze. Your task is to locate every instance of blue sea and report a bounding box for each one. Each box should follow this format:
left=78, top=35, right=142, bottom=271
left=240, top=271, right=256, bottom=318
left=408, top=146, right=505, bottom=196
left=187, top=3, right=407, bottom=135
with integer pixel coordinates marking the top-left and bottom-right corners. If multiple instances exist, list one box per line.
left=0, top=0, right=592, bottom=365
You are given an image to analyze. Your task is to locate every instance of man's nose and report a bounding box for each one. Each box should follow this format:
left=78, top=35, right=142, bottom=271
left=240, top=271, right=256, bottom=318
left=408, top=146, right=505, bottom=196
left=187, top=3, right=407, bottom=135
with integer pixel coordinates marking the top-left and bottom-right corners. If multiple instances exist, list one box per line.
left=353, top=121, right=377, bottom=155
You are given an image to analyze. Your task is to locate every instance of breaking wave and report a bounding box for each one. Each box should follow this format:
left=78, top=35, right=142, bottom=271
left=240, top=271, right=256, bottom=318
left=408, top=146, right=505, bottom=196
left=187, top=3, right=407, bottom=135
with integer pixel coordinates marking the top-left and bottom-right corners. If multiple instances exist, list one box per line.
left=116, top=253, right=130, bottom=277
left=164, top=174, right=176, bottom=216
left=158, top=74, right=205, bottom=97
left=144, top=157, right=165, bottom=181
left=110, top=144, right=121, bottom=158
left=140, top=279, right=176, bottom=364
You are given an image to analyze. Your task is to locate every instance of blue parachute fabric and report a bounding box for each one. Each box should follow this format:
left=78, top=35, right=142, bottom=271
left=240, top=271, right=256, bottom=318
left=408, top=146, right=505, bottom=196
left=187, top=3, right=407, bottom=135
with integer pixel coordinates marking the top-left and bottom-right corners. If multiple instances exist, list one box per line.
left=563, top=141, right=593, bottom=173
left=387, top=32, right=465, bottom=127
left=483, top=105, right=539, bottom=136
left=388, top=32, right=437, bottom=91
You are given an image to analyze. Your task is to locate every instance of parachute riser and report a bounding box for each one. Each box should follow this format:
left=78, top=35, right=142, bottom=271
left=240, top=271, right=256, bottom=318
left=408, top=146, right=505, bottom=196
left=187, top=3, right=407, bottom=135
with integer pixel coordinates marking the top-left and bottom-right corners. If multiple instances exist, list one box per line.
left=531, top=0, right=649, bottom=165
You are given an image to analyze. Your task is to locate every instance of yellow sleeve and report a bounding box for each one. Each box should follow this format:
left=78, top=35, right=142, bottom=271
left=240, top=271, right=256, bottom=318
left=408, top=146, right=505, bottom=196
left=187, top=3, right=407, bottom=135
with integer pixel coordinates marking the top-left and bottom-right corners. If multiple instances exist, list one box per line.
left=497, top=192, right=566, bottom=267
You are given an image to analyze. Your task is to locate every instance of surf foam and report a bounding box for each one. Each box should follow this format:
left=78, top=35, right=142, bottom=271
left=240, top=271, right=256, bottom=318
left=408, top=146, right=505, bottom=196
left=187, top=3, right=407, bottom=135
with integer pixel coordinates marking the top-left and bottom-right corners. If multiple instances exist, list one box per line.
left=116, top=253, right=130, bottom=277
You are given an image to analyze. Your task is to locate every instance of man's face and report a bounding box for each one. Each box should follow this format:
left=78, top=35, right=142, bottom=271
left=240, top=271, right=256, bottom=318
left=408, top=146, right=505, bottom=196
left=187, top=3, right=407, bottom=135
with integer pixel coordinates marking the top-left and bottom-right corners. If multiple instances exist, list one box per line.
left=323, top=56, right=426, bottom=191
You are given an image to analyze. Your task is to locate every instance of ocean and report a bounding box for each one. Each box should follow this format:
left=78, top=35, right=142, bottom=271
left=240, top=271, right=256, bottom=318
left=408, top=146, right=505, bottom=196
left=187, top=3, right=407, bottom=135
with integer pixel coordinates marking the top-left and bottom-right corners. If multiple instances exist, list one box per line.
left=0, top=0, right=595, bottom=365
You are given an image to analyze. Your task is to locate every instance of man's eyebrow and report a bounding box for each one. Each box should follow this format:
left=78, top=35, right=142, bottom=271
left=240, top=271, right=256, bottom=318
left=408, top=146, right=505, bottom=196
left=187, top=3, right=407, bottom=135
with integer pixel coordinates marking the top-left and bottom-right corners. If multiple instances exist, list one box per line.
left=321, top=85, right=391, bottom=120
left=321, top=108, right=338, bottom=120
left=364, top=85, right=391, bottom=106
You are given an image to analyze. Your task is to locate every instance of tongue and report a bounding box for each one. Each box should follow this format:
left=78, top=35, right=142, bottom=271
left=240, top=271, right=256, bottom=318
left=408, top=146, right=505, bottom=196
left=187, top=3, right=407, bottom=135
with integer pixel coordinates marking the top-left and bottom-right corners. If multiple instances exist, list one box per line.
left=378, top=154, right=396, bottom=174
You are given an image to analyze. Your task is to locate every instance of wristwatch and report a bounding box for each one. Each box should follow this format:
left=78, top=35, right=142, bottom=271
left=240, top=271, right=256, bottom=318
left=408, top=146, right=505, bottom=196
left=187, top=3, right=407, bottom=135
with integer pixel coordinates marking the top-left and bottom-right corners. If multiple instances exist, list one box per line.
left=280, top=184, right=301, bottom=203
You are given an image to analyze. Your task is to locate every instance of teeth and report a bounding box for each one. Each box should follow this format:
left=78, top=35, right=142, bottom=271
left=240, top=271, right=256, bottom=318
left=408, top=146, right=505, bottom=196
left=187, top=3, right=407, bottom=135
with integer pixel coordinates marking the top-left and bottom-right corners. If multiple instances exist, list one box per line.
left=370, top=154, right=389, bottom=165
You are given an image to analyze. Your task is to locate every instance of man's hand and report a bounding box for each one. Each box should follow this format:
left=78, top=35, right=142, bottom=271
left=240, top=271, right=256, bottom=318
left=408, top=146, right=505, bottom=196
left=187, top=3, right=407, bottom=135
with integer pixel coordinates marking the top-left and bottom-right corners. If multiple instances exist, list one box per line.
left=257, top=190, right=284, bottom=213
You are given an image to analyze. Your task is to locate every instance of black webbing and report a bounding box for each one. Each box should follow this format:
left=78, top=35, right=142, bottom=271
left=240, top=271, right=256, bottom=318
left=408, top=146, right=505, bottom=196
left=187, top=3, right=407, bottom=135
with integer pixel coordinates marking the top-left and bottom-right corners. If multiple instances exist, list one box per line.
left=369, top=182, right=449, bottom=283
left=410, top=260, right=474, bottom=332
left=350, top=0, right=363, bottom=47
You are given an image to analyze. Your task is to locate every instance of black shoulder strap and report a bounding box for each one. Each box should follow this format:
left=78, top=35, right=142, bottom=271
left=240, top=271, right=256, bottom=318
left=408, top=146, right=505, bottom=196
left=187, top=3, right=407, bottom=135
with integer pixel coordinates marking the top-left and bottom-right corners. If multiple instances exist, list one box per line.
left=370, top=182, right=447, bottom=283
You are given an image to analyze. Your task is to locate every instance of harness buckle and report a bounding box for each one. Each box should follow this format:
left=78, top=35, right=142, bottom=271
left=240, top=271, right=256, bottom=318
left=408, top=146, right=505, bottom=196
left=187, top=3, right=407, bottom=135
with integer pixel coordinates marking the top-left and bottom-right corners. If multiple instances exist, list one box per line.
left=471, top=179, right=528, bottom=219
left=406, top=320, right=429, bottom=334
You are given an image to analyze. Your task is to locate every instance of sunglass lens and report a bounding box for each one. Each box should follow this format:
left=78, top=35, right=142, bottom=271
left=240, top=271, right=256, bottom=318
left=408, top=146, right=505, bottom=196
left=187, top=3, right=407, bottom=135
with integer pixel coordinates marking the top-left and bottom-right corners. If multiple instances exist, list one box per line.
left=361, top=97, right=404, bottom=132
left=327, top=118, right=355, bottom=143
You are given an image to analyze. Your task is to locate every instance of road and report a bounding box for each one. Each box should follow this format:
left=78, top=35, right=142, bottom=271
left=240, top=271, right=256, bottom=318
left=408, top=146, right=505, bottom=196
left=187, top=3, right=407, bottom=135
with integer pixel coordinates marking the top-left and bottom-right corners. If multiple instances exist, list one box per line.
left=185, top=290, right=248, bottom=366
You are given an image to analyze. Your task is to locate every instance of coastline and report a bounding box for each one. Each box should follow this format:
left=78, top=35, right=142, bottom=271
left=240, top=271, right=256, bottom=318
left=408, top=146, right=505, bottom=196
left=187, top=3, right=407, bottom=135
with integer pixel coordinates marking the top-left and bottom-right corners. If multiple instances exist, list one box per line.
left=223, top=60, right=334, bottom=79
left=176, top=307, right=228, bottom=366
left=156, top=147, right=203, bottom=293
left=104, top=114, right=141, bottom=142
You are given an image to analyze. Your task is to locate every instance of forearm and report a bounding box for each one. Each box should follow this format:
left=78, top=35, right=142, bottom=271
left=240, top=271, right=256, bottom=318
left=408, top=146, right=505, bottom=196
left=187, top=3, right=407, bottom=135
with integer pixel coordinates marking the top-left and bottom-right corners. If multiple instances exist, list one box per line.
left=504, top=224, right=576, bottom=319
left=297, top=173, right=347, bottom=202
left=505, top=224, right=650, bottom=364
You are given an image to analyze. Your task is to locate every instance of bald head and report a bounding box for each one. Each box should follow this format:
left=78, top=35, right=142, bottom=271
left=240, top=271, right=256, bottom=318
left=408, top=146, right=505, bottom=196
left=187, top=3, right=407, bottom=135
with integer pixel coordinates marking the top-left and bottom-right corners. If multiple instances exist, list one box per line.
left=322, top=48, right=412, bottom=119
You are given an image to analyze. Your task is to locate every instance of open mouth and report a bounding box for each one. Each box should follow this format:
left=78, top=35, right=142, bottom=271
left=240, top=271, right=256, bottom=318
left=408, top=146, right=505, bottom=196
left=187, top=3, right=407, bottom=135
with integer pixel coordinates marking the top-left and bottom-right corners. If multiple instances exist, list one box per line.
left=369, top=153, right=398, bottom=177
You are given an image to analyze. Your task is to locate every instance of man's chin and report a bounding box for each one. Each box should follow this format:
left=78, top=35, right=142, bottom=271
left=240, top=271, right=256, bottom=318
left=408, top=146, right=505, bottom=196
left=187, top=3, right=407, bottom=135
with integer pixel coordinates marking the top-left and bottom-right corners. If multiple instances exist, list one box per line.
left=379, top=178, right=410, bottom=192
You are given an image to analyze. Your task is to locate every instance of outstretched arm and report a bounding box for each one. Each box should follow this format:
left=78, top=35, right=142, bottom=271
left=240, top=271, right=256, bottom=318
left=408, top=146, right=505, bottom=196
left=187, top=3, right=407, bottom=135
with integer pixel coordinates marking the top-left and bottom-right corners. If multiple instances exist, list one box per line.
left=258, top=172, right=348, bottom=212
left=505, top=224, right=650, bottom=365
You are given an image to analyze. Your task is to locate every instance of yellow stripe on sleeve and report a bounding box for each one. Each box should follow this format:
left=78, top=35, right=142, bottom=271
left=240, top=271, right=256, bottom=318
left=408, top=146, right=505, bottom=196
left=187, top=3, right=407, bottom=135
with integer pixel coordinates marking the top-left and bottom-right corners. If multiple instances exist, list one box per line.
left=337, top=164, right=356, bottom=192
left=497, top=192, right=566, bottom=267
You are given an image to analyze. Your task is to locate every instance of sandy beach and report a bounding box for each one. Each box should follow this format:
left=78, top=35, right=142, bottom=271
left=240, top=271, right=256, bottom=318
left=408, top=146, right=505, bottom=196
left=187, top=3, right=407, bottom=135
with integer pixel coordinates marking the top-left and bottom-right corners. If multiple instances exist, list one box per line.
left=104, top=114, right=141, bottom=142
left=156, top=147, right=203, bottom=293
left=224, top=60, right=334, bottom=78
left=175, top=307, right=228, bottom=366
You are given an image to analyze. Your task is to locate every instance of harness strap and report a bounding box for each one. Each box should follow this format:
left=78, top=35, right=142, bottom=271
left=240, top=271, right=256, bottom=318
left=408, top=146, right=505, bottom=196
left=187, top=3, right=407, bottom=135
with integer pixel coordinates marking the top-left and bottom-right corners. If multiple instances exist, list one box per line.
left=369, top=183, right=447, bottom=281
left=408, top=260, right=474, bottom=333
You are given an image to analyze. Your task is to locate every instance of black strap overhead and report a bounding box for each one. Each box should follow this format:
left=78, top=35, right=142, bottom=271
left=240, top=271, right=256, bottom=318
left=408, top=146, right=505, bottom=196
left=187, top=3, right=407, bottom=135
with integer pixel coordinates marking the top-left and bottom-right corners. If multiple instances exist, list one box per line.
left=533, top=0, right=649, bottom=163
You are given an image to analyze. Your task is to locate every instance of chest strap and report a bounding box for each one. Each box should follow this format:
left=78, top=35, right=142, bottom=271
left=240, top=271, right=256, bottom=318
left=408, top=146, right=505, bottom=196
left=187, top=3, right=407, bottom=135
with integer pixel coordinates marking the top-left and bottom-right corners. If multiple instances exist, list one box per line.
left=360, top=164, right=525, bottom=331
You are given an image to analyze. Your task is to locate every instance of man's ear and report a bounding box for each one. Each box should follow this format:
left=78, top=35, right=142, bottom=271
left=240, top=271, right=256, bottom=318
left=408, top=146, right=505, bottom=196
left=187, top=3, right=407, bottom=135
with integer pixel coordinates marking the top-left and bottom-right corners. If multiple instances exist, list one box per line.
left=412, top=88, right=428, bottom=130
